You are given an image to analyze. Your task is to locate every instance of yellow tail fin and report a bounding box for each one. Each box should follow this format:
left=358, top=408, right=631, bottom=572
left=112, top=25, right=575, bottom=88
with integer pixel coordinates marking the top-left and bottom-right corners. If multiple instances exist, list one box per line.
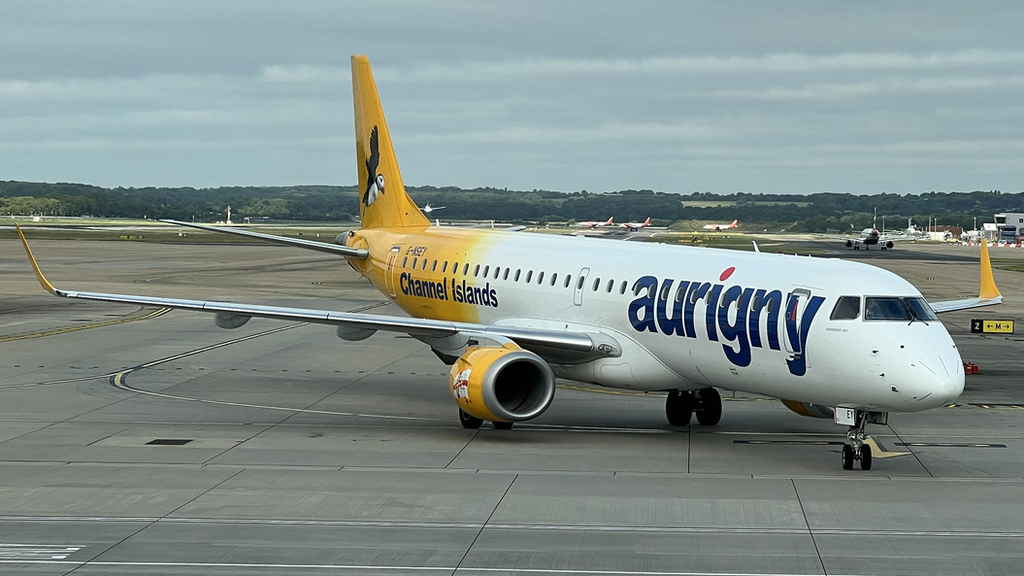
left=351, top=55, right=429, bottom=229
left=979, top=240, right=1001, bottom=299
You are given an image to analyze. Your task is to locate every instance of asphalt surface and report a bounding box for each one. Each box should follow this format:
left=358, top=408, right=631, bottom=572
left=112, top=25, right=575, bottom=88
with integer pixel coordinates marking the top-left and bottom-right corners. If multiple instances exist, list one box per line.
left=1, top=237, right=1023, bottom=575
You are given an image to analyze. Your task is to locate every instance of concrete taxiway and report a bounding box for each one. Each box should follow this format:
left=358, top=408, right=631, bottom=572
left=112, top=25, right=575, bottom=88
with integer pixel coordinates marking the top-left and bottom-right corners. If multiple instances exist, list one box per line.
left=1, top=238, right=1023, bottom=575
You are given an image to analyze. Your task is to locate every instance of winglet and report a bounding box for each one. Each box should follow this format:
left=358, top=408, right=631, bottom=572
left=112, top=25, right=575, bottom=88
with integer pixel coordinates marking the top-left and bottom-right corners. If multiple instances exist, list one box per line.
left=15, top=224, right=56, bottom=294
left=979, top=240, right=1001, bottom=300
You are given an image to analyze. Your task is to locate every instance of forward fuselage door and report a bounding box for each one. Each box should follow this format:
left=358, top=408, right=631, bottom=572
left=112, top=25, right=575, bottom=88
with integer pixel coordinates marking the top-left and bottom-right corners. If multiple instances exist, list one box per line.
left=384, top=246, right=401, bottom=297
left=574, top=267, right=590, bottom=306
left=783, top=287, right=812, bottom=360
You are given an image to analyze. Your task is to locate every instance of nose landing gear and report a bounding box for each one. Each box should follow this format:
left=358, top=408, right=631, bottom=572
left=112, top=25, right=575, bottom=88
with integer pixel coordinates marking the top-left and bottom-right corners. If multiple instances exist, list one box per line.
left=841, top=410, right=886, bottom=470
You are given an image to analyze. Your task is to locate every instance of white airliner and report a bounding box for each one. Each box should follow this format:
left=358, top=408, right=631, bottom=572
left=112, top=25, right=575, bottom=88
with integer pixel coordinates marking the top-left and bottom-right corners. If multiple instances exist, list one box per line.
left=576, top=217, right=614, bottom=229
left=816, top=227, right=919, bottom=251
left=703, top=219, right=738, bottom=231
left=620, top=217, right=651, bottom=231
left=421, top=204, right=445, bottom=213
left=17, top=55, right=1004, bottom=471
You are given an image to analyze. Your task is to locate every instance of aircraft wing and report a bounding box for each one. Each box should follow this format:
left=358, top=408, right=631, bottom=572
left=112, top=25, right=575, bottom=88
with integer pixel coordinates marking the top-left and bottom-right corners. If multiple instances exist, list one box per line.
left=930, top=296, right=1003, bottom=314
left=161, top=220, right=369, bottom=259
left=929, top=241, right=1003, bottom=313
left=878, top=234, right=920, bottom=243
left=16, top=225, right=617, bottom=365
left=813, top=233, right=862, bottom=243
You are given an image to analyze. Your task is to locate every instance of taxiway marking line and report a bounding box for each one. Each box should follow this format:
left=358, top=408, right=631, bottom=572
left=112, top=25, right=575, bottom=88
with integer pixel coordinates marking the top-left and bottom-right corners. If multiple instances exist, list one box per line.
left=107, top=300, right=445, bottom=422
left=0, top=307, right=171, bottom=343
left=2, top=516, right=1022, bottom=538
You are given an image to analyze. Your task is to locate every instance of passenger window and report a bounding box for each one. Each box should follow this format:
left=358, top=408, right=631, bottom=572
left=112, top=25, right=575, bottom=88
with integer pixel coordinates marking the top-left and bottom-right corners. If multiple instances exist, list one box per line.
left=690, top=288, right=700, bottom=304
left=537, top=271, right=544, bottom=284
left=564, top=275, right=572, bottom=288
left=593, top=278, right=601, bottom=291
left=402, top=256, right=408, bottom=268
left=674, top=285, right=686, bottom=301
left=431, top=260, right=437, bottom=272
left=578, top=276, right=586, bottom=290
left=619, top=281, right=627, bottom=295
left=607, top=279, right=614, bottom=293
left=463, top=263, right=469, bottom=275
left=515, top=269, right=521, bottom=282
left=412, top=257, right=418, bottom=269
left=526, top=270, right=533, bottom=283
left=494, top=267, right=501, bottom=279
left=483, top=265, right=489, bottom=277
left=442, top=261, right=448, bottom=273
left=474, top=265, right=480, bottom=277
left=503, top=268, right=509, bottom=281
left=452, top=261, right=459, bottom=274
left=830, top=296, right=861, bottom=320
left=647, top=284, right=656, bottom=298
left=632, top=281, right=643, bottom=296
left=660, top=283, right=671, bottom=300
left=422, top=259, right=428, bottom=271
left=550, top=272, right=558, bottom=286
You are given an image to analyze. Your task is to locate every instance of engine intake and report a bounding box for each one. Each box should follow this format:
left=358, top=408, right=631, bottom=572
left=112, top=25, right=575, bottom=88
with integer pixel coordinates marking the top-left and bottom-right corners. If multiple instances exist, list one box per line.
left=449, top=345, right=555, bottom=422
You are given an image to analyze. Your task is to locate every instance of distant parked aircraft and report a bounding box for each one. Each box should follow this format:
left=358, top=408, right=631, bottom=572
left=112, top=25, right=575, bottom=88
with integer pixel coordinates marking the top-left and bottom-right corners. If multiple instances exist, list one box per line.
left=702, top=219, right=738, bottom=231
left=576, top=217, right=615, bottom=229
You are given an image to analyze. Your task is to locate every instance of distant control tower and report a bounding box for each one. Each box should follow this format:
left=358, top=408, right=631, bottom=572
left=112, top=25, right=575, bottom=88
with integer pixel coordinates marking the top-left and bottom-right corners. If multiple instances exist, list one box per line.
left=226, top=205, right=233, bottom=225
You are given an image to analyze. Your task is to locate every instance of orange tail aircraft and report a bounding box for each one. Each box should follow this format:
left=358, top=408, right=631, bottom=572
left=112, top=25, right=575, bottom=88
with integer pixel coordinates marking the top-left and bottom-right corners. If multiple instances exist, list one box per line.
left=17, top=55, right=1002, bottom=470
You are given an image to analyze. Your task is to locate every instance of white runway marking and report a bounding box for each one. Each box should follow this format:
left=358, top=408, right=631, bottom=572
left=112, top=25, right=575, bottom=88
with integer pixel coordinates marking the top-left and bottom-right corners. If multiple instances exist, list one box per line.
left=0, top=543, right=81, bottom=560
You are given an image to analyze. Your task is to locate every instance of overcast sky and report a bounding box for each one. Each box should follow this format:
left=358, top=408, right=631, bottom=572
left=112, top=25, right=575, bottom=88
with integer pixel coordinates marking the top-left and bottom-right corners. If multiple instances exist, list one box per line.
left=2, top=1, right=1022, bottom=195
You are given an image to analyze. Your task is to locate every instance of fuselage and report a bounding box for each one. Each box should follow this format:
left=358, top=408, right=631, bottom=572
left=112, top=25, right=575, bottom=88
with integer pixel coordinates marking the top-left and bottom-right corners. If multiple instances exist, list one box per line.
left=348, top=226, right=964, bottom=414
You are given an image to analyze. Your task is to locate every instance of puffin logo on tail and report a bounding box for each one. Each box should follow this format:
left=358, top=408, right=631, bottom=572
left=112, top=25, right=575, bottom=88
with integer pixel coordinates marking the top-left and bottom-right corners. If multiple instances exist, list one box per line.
left=363, top=126, right=384, bottom=207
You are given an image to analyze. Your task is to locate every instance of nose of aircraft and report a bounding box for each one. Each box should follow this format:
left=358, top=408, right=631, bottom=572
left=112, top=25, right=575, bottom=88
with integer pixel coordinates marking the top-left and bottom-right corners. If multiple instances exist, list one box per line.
left=908, top=342, right=965, bottom=409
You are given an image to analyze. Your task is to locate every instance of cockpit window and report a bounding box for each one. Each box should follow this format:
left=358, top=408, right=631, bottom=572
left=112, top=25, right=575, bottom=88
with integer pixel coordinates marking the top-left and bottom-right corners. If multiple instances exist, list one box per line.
left=904, top=297, right=939, bottom=321
left=830, top=296, right=860, bottom=320
left=864, top=296, right=937, bottom=322
left=865, top=297, right=911, bottom=321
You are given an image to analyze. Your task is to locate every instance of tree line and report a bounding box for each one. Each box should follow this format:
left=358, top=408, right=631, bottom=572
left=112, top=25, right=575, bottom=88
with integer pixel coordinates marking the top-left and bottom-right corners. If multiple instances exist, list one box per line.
left=2, top=180, right=1021, bottom=232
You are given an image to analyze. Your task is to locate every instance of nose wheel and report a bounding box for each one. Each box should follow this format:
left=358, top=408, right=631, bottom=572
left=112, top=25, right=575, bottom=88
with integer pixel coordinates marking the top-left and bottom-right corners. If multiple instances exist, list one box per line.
left=841, top=410, right=881, bottom=470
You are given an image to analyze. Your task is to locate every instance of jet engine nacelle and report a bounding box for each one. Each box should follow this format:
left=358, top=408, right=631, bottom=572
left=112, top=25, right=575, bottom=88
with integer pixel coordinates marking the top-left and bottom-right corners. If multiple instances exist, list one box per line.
left=449, top=344, right=555, bottom=422
left=844, top=240, right=853, bottom=248
left=781, top=400, right=834, bottom=419
left=885, top=241, right=894, bottom=249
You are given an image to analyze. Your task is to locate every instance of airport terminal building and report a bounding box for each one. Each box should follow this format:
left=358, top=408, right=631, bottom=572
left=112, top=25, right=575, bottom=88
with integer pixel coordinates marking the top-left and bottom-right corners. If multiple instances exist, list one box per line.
left=994, top=212, right=1024, bottom=242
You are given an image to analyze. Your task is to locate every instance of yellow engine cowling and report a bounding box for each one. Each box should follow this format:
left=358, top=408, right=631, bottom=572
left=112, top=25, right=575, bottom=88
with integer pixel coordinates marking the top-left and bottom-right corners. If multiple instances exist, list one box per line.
left=449, top=344, right=555, bottom=422
left=781, top=400, right=835, bottom=419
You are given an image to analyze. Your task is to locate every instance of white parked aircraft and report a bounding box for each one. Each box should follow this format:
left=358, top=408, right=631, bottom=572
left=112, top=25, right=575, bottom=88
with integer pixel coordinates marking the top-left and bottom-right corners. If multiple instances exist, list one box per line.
left=620, top=217, right=651, bottom=231
left=421, top=204, right=445, bottom=213
left=576, top=217, right=614, bottom=229
left=17, top=55, right=1004, bottom=471
left=702, top=219, right=738, bottom=231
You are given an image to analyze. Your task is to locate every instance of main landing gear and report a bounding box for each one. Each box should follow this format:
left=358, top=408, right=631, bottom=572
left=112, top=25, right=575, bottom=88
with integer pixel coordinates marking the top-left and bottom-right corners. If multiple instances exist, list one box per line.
left=840, top=410, right=887, bottom=470
left=458, top=409, right=513, bottom=430
left=666, top=388, right=722, bottom=426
